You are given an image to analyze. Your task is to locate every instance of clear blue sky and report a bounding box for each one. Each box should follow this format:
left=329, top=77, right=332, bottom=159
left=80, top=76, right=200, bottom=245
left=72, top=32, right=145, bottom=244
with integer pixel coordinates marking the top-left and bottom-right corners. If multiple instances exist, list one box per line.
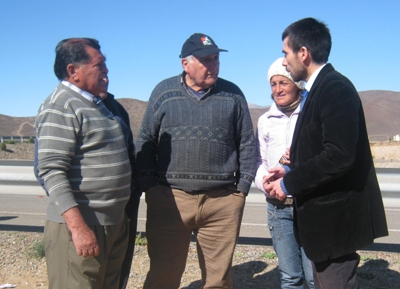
left=1, top=0, right=399, bottom=117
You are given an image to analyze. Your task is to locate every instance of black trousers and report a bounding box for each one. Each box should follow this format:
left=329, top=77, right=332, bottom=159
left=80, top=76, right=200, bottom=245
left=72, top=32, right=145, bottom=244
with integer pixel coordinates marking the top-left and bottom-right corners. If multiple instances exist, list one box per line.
left=119, top=194, right=141, bottom=289
left=313, top=252, right=360, bottom=289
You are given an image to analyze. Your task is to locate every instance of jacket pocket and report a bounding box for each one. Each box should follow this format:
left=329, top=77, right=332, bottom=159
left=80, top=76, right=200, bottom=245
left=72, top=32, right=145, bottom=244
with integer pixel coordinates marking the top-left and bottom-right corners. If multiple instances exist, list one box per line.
left=296, top=190, right=358, bottom=262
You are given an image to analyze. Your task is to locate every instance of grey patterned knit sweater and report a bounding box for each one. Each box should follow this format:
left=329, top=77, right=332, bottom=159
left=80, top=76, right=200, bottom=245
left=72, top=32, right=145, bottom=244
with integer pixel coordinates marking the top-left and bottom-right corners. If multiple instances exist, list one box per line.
left=35, top=83, right=131, bottom=225
left=136, top=74, right=256, bottom=194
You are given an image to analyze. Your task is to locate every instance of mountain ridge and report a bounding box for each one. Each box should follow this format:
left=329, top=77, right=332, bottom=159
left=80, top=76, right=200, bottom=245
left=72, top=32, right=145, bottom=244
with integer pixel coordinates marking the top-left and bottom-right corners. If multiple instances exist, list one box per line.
left=1, top=90, right=399, bottom=140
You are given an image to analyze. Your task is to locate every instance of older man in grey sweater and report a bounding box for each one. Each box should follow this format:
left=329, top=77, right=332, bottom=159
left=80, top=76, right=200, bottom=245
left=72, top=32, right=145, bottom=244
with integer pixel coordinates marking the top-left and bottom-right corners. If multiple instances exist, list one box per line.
left=137, top=33, right=256, bottom=289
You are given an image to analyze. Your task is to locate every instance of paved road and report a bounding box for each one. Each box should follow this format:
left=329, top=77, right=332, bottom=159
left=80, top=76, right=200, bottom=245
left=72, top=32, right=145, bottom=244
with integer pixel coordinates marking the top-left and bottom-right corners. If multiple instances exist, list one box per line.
left=0, top=193, right=399, bottom=252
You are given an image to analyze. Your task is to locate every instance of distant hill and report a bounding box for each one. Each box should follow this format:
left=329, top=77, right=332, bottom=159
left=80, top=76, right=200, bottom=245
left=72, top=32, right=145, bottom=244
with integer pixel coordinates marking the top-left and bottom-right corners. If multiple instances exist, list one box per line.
left=359, top=90, right=400, bottom=139
left=0, top=115, right=35, bottom=136
left=248, top=103, right=268, bottom=109
left=115, top=98, right=147, bottom=139
left=1, top=90, right=399, bottom=140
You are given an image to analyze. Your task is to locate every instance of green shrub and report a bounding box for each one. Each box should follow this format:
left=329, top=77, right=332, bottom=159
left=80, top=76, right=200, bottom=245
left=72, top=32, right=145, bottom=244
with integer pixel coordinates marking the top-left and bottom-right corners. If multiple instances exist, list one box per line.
left=0, top=143, right=6, bottom=151
left=360, top=254, right=376, bottom=262
left=28, top=137, right=35, bottom=144
left=135, top=233, right=148, bottom=246
left=31, top=240, right=45, bottom=259
left=260, top=252, right=276, bottom=259
left=6, top=139, right=15, bottom=144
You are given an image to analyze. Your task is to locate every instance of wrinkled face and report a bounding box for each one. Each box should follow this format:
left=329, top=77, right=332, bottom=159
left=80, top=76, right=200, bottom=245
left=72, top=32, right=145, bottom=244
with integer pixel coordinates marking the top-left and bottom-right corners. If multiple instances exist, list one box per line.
left=282, top=37, right=307, bottom=82
left=182, top=53, right=219, bottom=91
left=270, top=75, right=299, bottom=106
left=74, top=46, right=109, bottom=96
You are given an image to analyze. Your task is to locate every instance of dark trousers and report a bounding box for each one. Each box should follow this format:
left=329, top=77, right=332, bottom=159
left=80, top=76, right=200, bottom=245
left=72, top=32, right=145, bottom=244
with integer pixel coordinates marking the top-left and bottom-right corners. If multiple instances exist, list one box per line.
left=312, top=252, right=360, bottom=289
left=119, top=194, right=141, bottom=289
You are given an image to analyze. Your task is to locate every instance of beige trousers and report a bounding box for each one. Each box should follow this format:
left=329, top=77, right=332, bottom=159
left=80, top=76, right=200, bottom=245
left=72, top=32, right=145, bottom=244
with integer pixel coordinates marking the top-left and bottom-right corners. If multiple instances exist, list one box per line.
left=44, top=217, right=128, bottom=289
left=143, top=185, right=246, bottom=289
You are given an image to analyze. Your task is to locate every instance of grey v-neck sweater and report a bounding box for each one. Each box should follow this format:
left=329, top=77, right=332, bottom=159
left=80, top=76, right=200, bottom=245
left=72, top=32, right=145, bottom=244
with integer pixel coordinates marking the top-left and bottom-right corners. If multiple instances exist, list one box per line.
left=136, top=74, right=256, bottom=194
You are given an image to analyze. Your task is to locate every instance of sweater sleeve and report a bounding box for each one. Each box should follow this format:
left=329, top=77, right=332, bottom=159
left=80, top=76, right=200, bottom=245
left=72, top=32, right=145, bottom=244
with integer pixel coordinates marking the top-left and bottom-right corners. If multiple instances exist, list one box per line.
left=35, top=99, right=79, bottom=216
left=135, top=90, right=160, bottom=192
left=235, top=95, right=256, bottom=194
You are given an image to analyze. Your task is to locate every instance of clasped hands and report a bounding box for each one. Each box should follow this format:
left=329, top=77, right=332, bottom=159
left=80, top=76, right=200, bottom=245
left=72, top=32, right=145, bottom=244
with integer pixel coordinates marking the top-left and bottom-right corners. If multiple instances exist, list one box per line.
left=263, top=167, right=287, bottom=201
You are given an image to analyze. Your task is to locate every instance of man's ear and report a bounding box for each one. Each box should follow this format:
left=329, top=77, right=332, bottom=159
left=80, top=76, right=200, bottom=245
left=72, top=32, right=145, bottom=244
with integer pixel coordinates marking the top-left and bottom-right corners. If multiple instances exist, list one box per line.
left=181, top=58, right=189, bottom=73
left=66, top=64, right=79, bottom=81
left=298, top=46, right=312, bottom=66
left=299, top=46, right=313, bottom=64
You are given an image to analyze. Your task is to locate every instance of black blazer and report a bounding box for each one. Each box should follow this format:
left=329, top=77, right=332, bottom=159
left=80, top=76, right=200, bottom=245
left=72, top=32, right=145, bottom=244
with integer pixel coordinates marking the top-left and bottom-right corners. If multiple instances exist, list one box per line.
left=284, top=64, right=388, bottom=262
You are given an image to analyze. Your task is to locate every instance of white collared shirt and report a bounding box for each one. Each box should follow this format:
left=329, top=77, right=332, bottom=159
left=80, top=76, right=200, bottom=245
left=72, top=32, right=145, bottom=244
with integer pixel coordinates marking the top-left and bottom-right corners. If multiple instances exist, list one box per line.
left=61, top=81, right=101, bottom=104
left=305, top=64, right=326, bottom=92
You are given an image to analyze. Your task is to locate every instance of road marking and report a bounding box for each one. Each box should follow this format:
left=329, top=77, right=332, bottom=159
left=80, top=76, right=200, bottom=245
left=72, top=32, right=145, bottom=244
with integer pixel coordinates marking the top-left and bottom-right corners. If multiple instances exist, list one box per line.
left=385, top=208, right=400, bottom=211
left=245, top=203, right=267, bottom=207
left=3, top=214, right=399, bottom=233
left=241, top=222, right=268, bottom=227
left=0, top=211, right=45, bottom=216
left=241, top=223, right=400, bottom=234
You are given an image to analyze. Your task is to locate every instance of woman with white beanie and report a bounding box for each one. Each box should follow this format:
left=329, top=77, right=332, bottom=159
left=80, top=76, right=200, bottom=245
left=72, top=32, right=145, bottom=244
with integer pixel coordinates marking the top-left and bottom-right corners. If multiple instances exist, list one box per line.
left=255, top=58, right=314, bottom=289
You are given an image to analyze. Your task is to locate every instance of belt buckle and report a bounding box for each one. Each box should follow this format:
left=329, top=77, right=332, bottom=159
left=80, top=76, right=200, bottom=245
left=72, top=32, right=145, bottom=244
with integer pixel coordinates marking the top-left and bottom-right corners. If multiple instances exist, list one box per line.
left=284, top=197, right=293, bottom=205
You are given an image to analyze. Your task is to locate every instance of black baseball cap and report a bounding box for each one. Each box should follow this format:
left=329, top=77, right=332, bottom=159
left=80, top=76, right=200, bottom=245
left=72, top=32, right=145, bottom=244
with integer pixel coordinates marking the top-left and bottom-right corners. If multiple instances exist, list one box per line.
left=180, top=33, right=228, bottom=58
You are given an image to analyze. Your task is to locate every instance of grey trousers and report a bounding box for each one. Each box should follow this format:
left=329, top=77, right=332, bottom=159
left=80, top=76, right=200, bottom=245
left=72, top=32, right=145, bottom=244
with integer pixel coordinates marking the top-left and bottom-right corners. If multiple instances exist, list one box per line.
left=44, top=217, right=128, bottom=289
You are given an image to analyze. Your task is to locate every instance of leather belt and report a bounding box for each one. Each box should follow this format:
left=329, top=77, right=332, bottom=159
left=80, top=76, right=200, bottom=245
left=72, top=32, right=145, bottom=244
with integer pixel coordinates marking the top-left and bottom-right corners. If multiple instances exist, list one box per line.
left=267, top=196, right=293, bottom=206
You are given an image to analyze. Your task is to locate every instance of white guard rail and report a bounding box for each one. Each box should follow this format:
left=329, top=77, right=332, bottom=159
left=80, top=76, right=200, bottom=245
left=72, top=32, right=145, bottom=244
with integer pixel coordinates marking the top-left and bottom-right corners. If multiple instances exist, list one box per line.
left=0, top=160, right=399, bottom=207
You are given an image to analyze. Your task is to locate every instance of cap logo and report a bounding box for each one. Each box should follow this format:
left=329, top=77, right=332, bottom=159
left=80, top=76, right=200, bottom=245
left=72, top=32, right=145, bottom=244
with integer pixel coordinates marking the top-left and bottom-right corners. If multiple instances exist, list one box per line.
left=201, top=36, right=213, bottom=46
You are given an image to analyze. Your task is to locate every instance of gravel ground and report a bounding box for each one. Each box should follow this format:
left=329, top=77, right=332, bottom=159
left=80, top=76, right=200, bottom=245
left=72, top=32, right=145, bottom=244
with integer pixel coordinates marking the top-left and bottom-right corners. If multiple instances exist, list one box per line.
left=0, top=231, right=399, bottom=289
left=1, top=143, right=399, bottom=288
left=0, top=143, right=35, bottom=160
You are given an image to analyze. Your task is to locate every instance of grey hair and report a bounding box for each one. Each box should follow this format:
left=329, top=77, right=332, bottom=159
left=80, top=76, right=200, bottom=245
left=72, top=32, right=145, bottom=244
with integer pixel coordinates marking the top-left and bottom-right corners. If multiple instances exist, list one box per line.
left=184, top=55, right=194, bottom=63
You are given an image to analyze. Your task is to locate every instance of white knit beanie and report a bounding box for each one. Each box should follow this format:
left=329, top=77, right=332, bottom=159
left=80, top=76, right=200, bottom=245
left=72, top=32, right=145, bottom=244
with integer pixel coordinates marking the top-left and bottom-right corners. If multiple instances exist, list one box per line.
left=267, top=57, right=304, bottom=89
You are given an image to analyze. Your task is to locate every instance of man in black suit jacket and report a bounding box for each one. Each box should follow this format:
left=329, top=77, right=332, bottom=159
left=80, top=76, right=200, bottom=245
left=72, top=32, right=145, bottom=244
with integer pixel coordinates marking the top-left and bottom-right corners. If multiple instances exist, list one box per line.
left=265, top=17, right=388, bottom=288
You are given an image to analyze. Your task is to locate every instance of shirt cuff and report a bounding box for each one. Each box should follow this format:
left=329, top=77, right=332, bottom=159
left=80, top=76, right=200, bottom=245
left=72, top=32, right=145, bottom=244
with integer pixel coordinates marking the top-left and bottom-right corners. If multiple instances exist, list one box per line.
left=280, top=179, right=288, bottom=195
left=283, top=164, right=291, bottom=174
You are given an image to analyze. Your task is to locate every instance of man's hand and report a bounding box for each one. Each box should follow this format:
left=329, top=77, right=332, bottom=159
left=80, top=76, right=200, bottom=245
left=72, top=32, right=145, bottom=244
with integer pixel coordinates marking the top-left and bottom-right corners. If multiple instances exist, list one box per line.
left=280, top=148, right=291, bottom=165
left=262, top=174, right=276, bottom=191
left=264, top=177, right=287, bottom=201
left=62, top=207, right=100, bottom=257
left=268, top=166, right=286, bottom=179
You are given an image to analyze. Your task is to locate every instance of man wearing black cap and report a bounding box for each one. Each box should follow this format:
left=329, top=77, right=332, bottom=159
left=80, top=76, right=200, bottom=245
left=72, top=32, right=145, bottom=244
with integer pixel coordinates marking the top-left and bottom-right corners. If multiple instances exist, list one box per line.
left=136, top=33, right=256, bottom=288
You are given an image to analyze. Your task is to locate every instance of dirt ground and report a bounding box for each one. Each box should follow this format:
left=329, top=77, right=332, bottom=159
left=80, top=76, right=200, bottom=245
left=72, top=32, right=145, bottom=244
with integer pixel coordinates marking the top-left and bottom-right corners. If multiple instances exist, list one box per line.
left=0, top=231, right=399, bottom=289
